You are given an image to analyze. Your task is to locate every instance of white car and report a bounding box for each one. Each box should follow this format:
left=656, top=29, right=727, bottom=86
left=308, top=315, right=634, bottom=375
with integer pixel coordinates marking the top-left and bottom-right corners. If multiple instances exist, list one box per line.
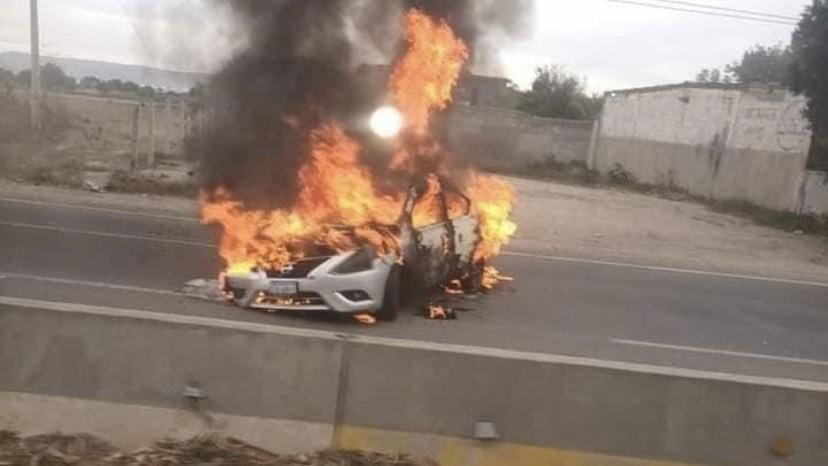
left=223, top=183, right=481, bottom=320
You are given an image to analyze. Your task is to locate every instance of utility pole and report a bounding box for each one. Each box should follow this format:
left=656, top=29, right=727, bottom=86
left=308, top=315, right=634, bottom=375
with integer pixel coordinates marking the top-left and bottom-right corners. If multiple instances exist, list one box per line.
left=29, top=0, right=41, bottom=131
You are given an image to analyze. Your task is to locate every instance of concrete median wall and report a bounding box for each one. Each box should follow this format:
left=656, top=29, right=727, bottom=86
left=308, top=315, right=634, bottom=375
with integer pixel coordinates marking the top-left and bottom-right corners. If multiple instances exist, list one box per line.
left=1, top=296, right=827, bottom=465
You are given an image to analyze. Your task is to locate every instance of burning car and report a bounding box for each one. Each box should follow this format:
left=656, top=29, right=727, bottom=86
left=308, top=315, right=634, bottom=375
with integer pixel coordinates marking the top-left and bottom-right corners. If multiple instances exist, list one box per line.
left=199, top=9, right=517, bottom=324
left=222, top=180, right=480, bottom=321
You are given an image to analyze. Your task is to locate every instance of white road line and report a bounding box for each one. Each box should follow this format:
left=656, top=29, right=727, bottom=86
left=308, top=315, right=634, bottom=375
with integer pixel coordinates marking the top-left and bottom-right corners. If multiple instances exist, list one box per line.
left=2, top=196, right=826, bottom=288
left=0, top=220, right=214, bottom=248
left=612, top=338, right=828, bottom=367
left=501, top=251, right=828, bottom=289
left=0, top=196, right=200, bottom=222
left=1, top=294, right=827, bottom=391
left=0, top=272, right=181, bottom=296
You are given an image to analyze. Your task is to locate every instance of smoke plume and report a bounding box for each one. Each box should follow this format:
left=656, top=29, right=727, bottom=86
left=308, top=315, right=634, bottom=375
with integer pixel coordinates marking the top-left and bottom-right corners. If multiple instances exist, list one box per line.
left=192, top=0, right=533, bottom=208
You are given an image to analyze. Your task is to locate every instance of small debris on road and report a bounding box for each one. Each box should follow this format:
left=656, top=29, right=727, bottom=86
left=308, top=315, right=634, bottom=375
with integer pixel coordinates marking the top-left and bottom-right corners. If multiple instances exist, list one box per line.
left=182, top=278, right=226, bottom=302
left=84, top=179, right=104, bottom=193
left=425, top=303, right=457, bottom=320
left=353, top=313, right=378, bottom=325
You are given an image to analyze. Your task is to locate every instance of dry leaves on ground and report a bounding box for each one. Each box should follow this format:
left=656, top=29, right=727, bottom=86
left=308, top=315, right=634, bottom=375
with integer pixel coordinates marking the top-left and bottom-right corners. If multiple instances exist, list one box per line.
left=0, top=432, right=437, bottom=466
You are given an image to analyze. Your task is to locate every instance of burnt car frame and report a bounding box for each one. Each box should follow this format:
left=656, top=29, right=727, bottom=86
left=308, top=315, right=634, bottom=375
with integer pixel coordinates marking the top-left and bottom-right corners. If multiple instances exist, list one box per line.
left=223, top=181, right=481, bottom=320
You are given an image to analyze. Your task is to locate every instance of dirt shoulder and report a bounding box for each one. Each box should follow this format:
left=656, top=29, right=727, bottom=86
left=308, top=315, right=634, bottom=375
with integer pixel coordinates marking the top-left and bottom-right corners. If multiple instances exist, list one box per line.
left=0, top=179, right=199, bottom=217
left=506, top=176, right=828, bottom=283
left=3, top=177, right=827, bottom=283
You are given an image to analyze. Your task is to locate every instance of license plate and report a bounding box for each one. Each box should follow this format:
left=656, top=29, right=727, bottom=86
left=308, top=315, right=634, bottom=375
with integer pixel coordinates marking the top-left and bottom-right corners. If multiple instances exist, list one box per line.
left=268, top=281, right=297, bottom=296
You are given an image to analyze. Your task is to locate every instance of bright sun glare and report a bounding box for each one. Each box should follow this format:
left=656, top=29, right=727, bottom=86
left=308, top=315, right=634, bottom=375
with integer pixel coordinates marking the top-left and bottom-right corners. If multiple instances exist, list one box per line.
left=369, top=106, right=403, bottom=138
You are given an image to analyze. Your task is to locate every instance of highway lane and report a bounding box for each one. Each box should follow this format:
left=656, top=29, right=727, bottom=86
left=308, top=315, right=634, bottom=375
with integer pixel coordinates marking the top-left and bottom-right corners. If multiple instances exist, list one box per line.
left=2, top=196, right=828, bottom=382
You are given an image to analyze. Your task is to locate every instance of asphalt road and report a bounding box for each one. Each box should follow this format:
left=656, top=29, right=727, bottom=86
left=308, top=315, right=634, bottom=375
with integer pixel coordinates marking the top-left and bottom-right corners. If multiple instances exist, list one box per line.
left=2, top=195, right=828, bottom=382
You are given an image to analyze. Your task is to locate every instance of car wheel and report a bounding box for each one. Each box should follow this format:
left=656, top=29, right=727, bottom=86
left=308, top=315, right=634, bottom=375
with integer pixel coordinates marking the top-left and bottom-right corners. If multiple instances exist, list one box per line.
left=460, top=261, right=486, bottom=292
left=377, top=264, right=401, bottom=321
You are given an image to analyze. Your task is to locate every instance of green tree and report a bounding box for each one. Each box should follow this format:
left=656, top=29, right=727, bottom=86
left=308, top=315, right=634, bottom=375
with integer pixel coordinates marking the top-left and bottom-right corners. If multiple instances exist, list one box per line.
left=14, top=69, right=31, bottom=86
left=97, top=79, right=123, bottom=93
left=80, top=76, right=101, bottom=88
left=120, top=80, right=140, bottom=94
left=696, top=68, right=730, bottom=83
left=695, top=44, right=792, bottom=84
left=790, top=0, right=828, bottom=166
left=137, top=85, right=156, bottom=99
left=0, top=67, right=13, bottom=82
left=517, top=66, right=603, bottom=120
left=13, top=64, right=76, bottom=91
left=726, top=44, right=793, bottom=83
left=188, top=82, right=206, bottom=98
left=41, top=63, right=70, bottom=90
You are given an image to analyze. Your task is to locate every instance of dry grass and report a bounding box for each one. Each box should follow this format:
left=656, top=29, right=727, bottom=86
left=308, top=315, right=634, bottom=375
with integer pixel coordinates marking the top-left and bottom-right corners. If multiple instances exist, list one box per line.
left=0, top=145, right=85, bottom=188
left=106, top=169, right=199, bottom=197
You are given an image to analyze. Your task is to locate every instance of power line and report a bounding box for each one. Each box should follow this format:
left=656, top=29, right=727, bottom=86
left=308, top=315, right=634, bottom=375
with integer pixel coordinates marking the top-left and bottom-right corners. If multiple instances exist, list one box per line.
left=608, top=0, right=799, bottom=26
left=649, top=0, right=799, bottom=21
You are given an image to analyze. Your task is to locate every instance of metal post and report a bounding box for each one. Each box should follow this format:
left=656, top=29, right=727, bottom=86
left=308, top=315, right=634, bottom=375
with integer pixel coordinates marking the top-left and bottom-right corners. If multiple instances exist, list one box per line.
left=148, top=102, right=156, bottom=168
left=166, top=96, right=175, bottom=156
left=29, top=0, right=41, bottom=131
left=130, top=104, right=140, bottom=171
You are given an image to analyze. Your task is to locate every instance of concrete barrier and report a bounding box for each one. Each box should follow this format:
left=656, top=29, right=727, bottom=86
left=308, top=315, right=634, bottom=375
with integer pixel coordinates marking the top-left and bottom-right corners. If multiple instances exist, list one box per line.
left=0, top=298, right=341, bottom=454
left=1, top=296, right=826, bottom=465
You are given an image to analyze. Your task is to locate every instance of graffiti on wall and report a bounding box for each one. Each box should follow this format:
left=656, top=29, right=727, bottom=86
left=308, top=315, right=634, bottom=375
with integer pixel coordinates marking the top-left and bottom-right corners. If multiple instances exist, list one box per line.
left=739, top=102, right=811, bottom=153
left=777, top=102, right=811, bottom=152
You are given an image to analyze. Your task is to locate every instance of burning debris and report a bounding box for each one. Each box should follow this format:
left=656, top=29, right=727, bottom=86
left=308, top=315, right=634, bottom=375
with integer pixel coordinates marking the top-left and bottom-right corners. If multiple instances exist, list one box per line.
left=353, top=313, right=378, bottom=325
left=0, top=431, right=435, bottom=466
left=191, top=2, right=526, bottom=319
left=426, top=304, right=457, bottom=320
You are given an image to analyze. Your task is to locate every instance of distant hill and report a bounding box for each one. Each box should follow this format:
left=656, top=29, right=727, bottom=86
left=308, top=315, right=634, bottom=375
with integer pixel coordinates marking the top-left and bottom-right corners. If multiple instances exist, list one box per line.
left=0, top=51, right=208, bottom=91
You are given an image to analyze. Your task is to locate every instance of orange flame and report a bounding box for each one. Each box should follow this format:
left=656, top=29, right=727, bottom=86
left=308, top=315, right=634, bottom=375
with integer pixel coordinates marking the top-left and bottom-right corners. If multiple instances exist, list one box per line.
left=390, top=9, right=468, bottom=137
left=467, top=173, right=518, bottom=262
left=201, top=124, right=404, bottom=271
left=353, top=313, right=377, bottom=325
left=201, top=8, right=517, bottom=293
left=427, top=304, right=454, bottom=320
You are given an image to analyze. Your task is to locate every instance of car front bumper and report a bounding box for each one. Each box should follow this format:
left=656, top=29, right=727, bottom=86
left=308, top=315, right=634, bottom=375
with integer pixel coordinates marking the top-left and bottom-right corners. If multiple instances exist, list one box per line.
left=224, top=252, right=394, bottom=314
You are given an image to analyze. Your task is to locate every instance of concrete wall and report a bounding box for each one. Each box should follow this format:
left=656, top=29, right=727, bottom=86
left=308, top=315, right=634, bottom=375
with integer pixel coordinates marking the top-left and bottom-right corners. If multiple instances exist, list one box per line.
left=447, top=105, right=595, bottom=170
left=18, top=89, right=594, bottom=175
left=1, top=296, right=827, bottom=465
left=801, top=170, right=828, bottom=215
left=594, top=85, right=812, bottom=211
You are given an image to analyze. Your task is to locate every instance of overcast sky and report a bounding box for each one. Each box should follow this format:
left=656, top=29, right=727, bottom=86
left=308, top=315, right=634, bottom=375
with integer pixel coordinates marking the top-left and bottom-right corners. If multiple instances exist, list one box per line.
left=0, top=0, right=810, bottom=92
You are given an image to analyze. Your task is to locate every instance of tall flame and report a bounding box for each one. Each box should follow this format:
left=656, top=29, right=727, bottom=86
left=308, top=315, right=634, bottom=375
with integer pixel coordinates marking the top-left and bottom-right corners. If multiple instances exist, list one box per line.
left=201, top=8, right=517, bottom=286
left=467, top=173, right=518, bottom=262
left=201, top=124, right=403, bottom=271
left=390, top=9, right=469, bottom=137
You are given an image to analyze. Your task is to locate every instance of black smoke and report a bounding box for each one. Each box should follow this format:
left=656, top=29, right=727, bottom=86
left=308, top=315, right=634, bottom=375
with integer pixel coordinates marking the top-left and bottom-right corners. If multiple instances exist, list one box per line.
left=192, top=0, right=533, bottom=208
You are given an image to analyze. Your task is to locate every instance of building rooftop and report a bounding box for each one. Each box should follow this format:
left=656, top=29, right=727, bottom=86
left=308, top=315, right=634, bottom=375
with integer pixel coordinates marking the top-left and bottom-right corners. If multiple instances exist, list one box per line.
left=606, top=81, right=790, bottom=97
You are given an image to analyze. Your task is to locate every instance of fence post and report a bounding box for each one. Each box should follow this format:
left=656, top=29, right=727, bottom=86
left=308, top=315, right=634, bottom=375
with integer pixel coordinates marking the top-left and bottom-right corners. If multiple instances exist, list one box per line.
left=148, top=101, right=156, bottom=169
left=130, top=104, right=140, bottom=171
left=587, top=117, right=601, bottom=171
left=166, top=96, right=175, bottom=156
